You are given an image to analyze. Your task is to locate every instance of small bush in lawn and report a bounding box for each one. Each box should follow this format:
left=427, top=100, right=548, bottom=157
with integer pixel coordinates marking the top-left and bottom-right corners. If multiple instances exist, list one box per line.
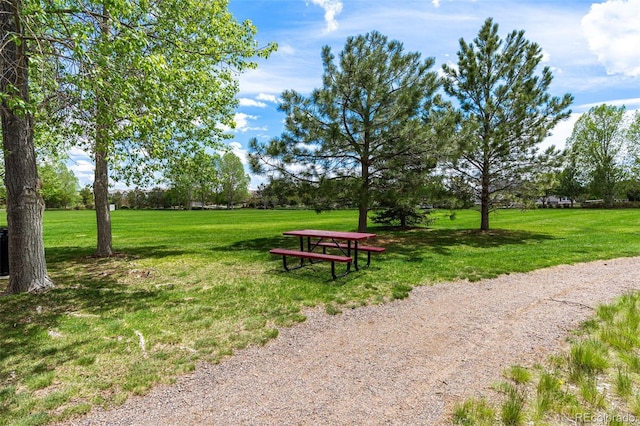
left=325, top=303, right=342, bottom=315
left=631, top=392, right=640, bottom=417
left=620, top=352, right=640, bottom=373
left=391, top=283, right=412, bottom=300
left=597, top=304, right=619, bottom=323
left=371, top=205, right=434, bottom=228
left=600, top=326, right=638, bottom=352
left=607, top=411, right=628, bottom=426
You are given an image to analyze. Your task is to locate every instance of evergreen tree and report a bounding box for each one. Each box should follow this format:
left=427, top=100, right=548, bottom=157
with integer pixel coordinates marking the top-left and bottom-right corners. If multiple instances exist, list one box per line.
left=250, top=31, right=440, bottom=232
left=441, top=18, right=573, bottom=230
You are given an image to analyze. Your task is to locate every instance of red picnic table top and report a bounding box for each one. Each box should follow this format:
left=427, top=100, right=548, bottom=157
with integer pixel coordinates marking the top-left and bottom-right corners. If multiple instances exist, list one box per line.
left=282, top=229, right=376, bottom=241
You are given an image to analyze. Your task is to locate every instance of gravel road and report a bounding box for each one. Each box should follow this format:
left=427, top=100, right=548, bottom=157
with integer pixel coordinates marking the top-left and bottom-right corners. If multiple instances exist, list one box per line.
left=64, top=256, right=640, bottom=425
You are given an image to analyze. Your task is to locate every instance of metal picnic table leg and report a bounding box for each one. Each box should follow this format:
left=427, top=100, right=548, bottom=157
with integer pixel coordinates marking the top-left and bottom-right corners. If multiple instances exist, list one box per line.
left=352, top=241, right=359, bottom=271
left=332, top=259, right=351, bottom=279
left=307, top=237, right=324, bottom=264
left=295, top=237, right=304, bottom=268
left=281, top=254, right=304, bottom=271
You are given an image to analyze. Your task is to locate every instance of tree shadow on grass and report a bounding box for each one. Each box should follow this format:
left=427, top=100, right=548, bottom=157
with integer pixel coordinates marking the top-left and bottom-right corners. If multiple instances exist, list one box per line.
left=377, top=227, right=555, bottom=256
left=0, top=262, right=162, bottom=386
left=211, top=235, right=296, bottom=252
left=216, top=228, right=557, bottom=260
left=45, top=245, right=190, bottom=265
left=209, top=235, right=381, bottom=285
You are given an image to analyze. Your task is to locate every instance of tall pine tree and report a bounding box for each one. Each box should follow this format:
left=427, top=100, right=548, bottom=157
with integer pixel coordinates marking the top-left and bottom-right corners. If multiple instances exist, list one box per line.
left=442, top=18, right=573, bottom=230
left=250, top=31, right=440, bottom=232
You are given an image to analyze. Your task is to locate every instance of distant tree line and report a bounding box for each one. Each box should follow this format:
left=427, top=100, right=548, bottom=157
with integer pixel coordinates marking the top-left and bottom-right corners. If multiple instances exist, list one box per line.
left=19, top=20, right=640, bottom=224
left=0, top=152, right=250, bottom=211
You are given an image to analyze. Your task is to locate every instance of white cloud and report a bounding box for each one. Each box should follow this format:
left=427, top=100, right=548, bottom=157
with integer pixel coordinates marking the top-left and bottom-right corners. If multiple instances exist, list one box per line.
left=541, top=50, right=551, bottom=63
left=249, top=174, right=267, bottom=191
left=277, top=44, right=296, bottom=56
left=238, top=98, right=268, bottom=108
left=68, top=146, right=90, bottom=158
left=257, top=93, right=279, bottom=103
left=227, top=141, right=249, bottom=165
left=222, top=112, right=268, bottom=133
left=67, top=159, right=95, bottom=187
left=541, top=113, right=581, bottom=151
left=582, top=0, right=640, bottom=76
left=69, top=159, right=94, bottom=173
left=580, top=97, right=640, bottom=110
left=432, top=0, right=441, bottom=7
left=234, top=112, right=257, bottom=132
left=309, top=0, right=343, bottom=33
left=238, top=66, right=321, bottom=96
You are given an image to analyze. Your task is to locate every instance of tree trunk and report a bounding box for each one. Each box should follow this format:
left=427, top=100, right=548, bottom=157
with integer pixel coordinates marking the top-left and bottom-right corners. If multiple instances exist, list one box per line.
left=480, top=175, right=490, bottom=231
left=604, top=174, right=615, bottom=208
left=1, top=1, right=54, bottom=294
left=357, top=201, right=368, bottom=233
left=479, top=150, right=491, bottom=231
left=357, top=165, right=370, bottom=232
left=92, top=8, right=113, bottom=257
left=480, top=199, right=490, bottom=231
left=93, top=146, right=113, bottom=257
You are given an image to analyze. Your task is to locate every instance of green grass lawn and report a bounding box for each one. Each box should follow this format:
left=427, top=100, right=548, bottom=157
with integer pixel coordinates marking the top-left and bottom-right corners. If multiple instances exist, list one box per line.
left=1, top=207, right=640, bottom=425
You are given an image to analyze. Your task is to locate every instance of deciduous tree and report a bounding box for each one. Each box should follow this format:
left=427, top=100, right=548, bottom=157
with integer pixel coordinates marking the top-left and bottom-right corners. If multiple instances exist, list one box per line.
left=1, top=0, right=274, bottom=293
left=625, top=111, right=640, bottom=178
left=566, top=104, right=630, bottom=207
left=1, top=0, right=53, bottom=293
left=58, top=1, right=275, bottom=255
left=556, top=151, right=583, bottom=207
left=39, top=162, right=80, bottom=208
left=441, top=18, right=573, bottom=230
left=79, top=185, right=94, bottom=209
left=219, top=152, right=250, bottom=209
left=165, top=150, right=220, bottom=210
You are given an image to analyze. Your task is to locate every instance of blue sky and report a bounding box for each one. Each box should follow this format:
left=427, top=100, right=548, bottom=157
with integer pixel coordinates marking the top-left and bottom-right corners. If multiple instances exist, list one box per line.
left=70, top=0, right=640, bottom=190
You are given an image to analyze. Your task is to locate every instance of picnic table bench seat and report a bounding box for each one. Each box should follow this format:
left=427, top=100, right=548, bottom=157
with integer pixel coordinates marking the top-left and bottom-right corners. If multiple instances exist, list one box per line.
left=315, top=242, right=385, bottom=269
left=269, top=248, right=352, bottom=279
left=315, top=242, right=386, bottom=253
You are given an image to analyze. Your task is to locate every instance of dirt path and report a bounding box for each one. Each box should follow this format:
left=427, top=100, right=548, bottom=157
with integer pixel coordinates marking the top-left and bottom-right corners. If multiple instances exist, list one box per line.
left=65, top=257, right=640, bottom=425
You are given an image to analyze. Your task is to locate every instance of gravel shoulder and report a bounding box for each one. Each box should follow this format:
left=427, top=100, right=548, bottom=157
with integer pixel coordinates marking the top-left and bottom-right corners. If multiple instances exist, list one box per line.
left=65, top=256, right=640, bottom=425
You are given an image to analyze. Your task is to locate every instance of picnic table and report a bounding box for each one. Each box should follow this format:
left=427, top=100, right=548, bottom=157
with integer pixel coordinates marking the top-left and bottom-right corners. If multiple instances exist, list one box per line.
left=270, top=229, right=385, bottom=279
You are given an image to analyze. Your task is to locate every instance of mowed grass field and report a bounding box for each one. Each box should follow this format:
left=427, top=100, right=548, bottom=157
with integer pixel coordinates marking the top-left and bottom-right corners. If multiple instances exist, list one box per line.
left=1, top=208, right=640, bottom=425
